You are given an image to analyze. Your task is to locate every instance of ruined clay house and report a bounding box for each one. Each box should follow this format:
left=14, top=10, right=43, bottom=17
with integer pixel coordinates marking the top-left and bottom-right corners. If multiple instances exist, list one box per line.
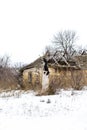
left=20, top=54, right=87, bottom=91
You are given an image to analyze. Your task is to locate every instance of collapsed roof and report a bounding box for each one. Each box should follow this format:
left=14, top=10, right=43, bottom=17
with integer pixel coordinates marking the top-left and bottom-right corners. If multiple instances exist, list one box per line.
left=20, top=53, right=87, bottom=73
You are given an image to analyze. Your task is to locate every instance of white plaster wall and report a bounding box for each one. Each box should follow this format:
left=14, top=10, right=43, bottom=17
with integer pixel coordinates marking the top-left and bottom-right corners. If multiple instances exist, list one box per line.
left=42, top=71, right=49, bottom=91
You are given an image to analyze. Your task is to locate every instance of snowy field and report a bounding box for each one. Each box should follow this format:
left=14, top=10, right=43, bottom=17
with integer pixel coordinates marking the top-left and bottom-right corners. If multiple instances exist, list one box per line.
left=0, top=89, right=87, bottom=130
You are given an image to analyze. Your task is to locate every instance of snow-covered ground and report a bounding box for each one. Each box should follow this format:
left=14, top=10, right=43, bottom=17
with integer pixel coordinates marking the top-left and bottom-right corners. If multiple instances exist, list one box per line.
left=0, top=89, right=87, bottom=130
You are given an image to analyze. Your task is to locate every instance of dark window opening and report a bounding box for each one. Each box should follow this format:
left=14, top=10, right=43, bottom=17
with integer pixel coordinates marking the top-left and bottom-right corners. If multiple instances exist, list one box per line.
left=28, top=72, right=32, bottom=83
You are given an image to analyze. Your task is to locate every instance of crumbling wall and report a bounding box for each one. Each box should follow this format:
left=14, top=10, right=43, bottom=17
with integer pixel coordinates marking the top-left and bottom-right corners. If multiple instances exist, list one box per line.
left=22, top=68, right=42, bottom=90
left=22, top=65, right=87, bottom=92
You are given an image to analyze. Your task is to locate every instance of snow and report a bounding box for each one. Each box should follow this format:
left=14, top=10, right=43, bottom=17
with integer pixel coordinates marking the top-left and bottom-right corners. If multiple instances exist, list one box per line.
left=0, top=89, right=87, bottom=130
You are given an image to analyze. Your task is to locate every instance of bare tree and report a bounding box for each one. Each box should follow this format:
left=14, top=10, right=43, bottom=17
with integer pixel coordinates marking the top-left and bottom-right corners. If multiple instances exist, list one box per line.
left=52, top=30, right=78, bottom=60
left=0, top=55, right=10, bottom=68
left=44, top=45, right=55, bottom=57
left=0, top=55, right=19, bottom=91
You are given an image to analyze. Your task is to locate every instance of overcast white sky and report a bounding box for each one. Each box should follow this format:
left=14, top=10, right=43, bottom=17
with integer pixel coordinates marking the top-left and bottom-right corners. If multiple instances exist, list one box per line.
left=0, top=0, right=87, bottom=64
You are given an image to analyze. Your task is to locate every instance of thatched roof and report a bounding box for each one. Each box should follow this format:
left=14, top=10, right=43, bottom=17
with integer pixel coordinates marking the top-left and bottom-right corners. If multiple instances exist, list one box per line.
left=20, top=57, right=43, bottom=73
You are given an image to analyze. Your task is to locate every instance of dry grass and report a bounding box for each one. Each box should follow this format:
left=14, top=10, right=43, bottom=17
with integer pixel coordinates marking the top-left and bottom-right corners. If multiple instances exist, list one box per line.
left=0, top=67, right=19, bottom=91
left=45, top=69, right=87, bottom=95
left=70, top=70, right=86, bottom=90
